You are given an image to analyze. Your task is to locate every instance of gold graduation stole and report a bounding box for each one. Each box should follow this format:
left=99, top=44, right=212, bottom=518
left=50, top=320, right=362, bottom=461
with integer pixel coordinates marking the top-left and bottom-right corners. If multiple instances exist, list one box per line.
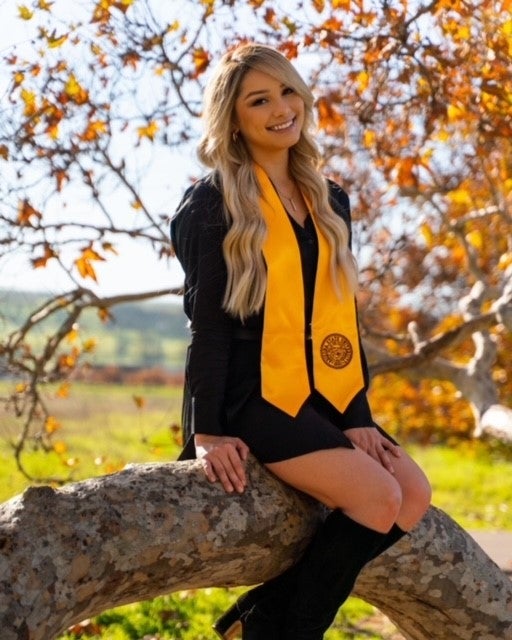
left=255, top=164, right=365, bottom=416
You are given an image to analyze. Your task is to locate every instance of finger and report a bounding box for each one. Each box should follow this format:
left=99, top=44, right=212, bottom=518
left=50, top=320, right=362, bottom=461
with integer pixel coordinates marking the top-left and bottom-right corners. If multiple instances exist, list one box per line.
left=385, top=442, right=402, bottom=458
left=210, top=452, right=245, bottom=493
left=235, top=439, right=250, bottom=461
left=209, top=459, right=236, bottom=493
left=375, top=445, right=395, bottom=474
left=226, top=448, right=247, bottom=490
left=201, top=458, right=218, bottom=484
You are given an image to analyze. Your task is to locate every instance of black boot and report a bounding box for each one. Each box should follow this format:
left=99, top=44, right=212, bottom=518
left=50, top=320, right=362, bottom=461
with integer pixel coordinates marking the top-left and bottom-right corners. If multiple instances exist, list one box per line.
left=369, top=522, right=407, bottom=561
left=213, top=564, right=300, bottom=639
left=282, top=510, right=389, bottom=640
left=213, top=520, right=407, bottom=640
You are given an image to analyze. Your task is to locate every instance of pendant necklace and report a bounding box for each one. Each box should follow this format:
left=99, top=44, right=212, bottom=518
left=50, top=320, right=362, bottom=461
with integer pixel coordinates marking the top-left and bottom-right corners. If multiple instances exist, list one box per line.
left=275, top=183, right=298, bottom=213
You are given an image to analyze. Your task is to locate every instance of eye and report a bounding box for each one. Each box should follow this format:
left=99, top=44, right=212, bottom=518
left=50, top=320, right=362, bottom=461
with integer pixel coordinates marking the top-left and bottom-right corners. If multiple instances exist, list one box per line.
left=283, top=86, right=295, bottom=95
left=250, top=97, right=267, bottom=106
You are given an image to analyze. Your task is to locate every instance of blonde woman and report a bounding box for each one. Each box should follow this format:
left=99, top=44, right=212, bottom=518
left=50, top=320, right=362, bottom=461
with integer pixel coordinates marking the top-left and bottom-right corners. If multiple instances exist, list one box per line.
left=171, top=43, right=431, bottom=640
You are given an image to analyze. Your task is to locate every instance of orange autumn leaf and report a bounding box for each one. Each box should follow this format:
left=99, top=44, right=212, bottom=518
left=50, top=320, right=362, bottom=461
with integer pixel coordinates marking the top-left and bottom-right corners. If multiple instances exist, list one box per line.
left=83, top=338, right=97, bottom=353
left=465, top=229, right=483, bottom=250
left=56, top=382, right=70, bottom=399
left=58, top=350, right=78, bottom=369
left=66, top=327, right=79, bottom=344
left=116, top=0, right=134, bottom=12
left=80, top=119, right=108, bottom=142
left=21, top=88, right=37, bottom=116
left=45, top=415, right=61, bottom=434
left=97, top=307, right=112, bottom=323
left=312, top=0, right=325, bottom=11
left=132, top=395, right=146, bottom=409
left=13, top=70, right=24, bottom=86
left=92, top=0, right=113, bottom=23
left=396, top=157, right=418, bottom=189
left=122, top=51, right=140, bottom=69
left=316, top=96, right=344, bottom=130
left=18, top=200, right=42, bottom=226
left=102, top=241, right=118, bottom=255
left=47, top=31, right=68, bottom=48
left=0, top=144, right=8, bottom=160
left=420, top=223, right=435, bottom=248
left=64, top=74, right=88, bottom=104
left=137, top=121, right=159, bottom=140
left=53, top=441, right=67, bottom=454
left=192, top=48, right=210, bottom=77
left=498, top=252, right=512, bottom=270
left=32, top=244, right=57, bottom=268
left=75, top=258, right=97, bottom=281
left=54, top=169, right=68, bottom=191
left=263, top=8, right=278, bottom=27
left=18, top=5, right=33, bottom=20
left=74, top=246, right=105, bottom=281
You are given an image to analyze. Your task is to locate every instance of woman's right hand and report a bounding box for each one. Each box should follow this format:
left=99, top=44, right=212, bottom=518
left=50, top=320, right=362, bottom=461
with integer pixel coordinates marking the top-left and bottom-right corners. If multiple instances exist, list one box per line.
left=194, top=434, right=250, bottom=494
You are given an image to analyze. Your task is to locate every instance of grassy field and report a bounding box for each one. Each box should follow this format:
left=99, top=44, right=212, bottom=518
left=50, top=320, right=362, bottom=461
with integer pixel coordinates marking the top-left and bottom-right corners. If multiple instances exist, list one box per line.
left=1, top=380, right=511, bottom=639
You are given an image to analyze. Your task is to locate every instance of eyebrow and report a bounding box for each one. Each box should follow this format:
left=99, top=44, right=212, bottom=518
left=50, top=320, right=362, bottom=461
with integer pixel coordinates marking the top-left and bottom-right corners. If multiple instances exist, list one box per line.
left=241, top=83, right=288, bottom=101
left=242, top=89, right=270, bottom=101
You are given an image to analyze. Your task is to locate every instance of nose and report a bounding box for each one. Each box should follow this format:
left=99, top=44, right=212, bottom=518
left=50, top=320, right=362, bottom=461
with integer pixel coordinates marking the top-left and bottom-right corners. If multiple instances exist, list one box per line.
left=272, top=96, right=293, bottom=117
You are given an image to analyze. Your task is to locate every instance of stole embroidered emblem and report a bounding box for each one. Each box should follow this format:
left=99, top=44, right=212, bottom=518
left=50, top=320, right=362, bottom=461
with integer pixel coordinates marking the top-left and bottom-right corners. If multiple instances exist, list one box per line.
left=254, top=163, right=365, bottom=416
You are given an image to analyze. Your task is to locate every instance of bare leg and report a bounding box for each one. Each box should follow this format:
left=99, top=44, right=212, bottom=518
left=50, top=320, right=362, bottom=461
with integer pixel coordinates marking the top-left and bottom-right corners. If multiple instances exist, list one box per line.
left=266, top=446, right=403, bottom=532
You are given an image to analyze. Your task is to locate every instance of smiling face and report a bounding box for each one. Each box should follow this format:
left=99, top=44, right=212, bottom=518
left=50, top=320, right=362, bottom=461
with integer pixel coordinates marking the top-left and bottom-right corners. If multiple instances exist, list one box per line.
left=233, top=68, right=305, bottom=163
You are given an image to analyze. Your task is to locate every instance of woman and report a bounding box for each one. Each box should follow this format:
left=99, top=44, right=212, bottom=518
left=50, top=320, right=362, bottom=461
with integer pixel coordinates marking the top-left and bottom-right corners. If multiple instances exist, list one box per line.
left=171, top=43, right=431, bottom=640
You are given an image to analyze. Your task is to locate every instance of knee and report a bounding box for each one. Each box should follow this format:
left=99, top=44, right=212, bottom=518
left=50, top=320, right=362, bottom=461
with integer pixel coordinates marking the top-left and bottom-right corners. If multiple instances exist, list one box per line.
left=369, top=482, right=403, bottom=533
left=400, top=474, right=432, bottom=530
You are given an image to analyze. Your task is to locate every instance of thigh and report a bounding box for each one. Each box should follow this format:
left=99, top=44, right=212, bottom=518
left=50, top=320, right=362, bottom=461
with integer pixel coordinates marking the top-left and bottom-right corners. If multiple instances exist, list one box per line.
left=266, top=447, right=402, bottom=532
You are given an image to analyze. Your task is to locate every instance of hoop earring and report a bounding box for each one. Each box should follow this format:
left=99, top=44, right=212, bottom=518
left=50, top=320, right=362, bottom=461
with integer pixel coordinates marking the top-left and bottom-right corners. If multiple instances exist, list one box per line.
left=232, top=130, right=239, bottom=143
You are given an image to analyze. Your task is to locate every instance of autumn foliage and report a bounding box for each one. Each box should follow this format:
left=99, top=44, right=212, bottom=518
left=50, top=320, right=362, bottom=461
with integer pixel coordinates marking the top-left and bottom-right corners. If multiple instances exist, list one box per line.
left=0, top=0, right=511, bottom=479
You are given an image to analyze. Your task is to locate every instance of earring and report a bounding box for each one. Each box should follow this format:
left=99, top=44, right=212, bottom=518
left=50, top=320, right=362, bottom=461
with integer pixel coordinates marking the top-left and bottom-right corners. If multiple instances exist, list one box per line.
left=232, top=130, right=239, bottom=143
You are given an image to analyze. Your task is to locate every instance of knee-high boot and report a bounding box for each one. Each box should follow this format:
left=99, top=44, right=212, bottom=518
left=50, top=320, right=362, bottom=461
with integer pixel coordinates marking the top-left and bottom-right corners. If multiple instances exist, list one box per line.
left=213, top=561, right=302, bottom=639
left=369, top=522, right=406, bottom=560
left=213, top=519, right=407, bottom=639
left=282, top=510, right=390, bottom=640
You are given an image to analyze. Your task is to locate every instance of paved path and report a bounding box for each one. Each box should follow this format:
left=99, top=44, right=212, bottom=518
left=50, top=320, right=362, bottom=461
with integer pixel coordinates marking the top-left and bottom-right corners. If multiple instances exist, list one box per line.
left=469, top=531, right=512, bottom=574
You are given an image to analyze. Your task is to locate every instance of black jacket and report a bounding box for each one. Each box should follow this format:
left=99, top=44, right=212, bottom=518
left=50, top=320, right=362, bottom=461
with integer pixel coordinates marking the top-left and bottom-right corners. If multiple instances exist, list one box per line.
left=170, top=174, right=377, bottom=458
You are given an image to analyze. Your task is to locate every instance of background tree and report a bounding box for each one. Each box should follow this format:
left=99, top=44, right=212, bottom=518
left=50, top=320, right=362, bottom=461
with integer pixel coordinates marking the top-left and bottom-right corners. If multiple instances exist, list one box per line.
left=0, top=0, right=511, bottom=481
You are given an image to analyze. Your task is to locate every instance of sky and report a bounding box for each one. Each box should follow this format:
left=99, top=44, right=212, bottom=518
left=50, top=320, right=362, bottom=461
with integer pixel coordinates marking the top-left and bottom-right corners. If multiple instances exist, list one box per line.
left=0, top=0, right=193, bottom=301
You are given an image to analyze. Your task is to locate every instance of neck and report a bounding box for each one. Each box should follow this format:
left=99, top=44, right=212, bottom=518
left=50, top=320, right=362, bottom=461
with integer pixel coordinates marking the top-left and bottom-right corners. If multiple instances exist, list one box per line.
left=251, top=151, right=291, bottom=185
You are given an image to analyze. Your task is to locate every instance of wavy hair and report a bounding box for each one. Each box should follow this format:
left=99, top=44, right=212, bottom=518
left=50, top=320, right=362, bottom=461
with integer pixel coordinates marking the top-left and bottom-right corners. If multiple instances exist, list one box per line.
left=197, top=43, right=357, bottom=319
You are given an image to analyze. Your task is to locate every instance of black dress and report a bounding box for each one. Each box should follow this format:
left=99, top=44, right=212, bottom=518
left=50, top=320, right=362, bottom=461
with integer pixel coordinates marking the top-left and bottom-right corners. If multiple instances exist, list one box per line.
left=170, top=174, right=396, bottom=462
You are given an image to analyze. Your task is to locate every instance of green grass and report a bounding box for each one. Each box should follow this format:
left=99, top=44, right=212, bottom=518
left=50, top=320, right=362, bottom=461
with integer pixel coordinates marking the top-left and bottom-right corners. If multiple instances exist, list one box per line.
left=0, top=381, right=183, bottom=497
left=409, top=440, right=512, bottom=530
left=1, top=381, right=510, bottom=640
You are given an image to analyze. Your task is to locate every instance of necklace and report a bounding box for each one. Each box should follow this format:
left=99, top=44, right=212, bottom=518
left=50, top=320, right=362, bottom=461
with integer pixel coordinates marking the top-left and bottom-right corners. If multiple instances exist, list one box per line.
left=274, top=182, right=298, bottom=213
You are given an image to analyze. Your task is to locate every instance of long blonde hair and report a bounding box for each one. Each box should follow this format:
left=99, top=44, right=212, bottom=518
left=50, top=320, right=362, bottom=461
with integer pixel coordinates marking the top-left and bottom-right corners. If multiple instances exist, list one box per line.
left=197, top=43, right=357, bottom=320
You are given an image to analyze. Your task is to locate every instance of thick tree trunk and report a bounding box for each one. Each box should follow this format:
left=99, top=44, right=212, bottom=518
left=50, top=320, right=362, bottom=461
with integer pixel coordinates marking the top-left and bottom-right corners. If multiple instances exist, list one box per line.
left=0, top=457, right=510, bottom=640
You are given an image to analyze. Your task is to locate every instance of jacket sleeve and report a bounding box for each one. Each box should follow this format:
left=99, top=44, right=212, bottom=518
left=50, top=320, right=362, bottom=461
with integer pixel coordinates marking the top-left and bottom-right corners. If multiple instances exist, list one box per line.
left=328, top=180, right=379, bottom=429
left=170, top=178, right=234, bottom=440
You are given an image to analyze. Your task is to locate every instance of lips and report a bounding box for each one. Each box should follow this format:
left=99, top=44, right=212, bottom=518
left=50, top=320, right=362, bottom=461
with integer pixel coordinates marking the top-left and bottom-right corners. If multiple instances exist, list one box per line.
left=268, top=117, right=295, bottom=131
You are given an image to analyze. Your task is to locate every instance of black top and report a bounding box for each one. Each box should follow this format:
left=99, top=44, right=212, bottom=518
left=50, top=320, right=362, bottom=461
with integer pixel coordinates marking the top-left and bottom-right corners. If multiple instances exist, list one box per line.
left=170, top=173, right=377, bottom=439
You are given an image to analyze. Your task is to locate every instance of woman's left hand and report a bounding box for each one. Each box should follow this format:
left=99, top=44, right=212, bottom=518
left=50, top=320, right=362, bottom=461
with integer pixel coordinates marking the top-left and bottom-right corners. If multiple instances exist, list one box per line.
left=344, top=427, right=401, bottom=474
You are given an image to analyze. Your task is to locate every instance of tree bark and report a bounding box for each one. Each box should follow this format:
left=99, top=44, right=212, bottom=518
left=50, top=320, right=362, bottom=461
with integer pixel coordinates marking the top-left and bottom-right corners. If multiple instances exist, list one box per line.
left=0, top=457, right=510, bottom=640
